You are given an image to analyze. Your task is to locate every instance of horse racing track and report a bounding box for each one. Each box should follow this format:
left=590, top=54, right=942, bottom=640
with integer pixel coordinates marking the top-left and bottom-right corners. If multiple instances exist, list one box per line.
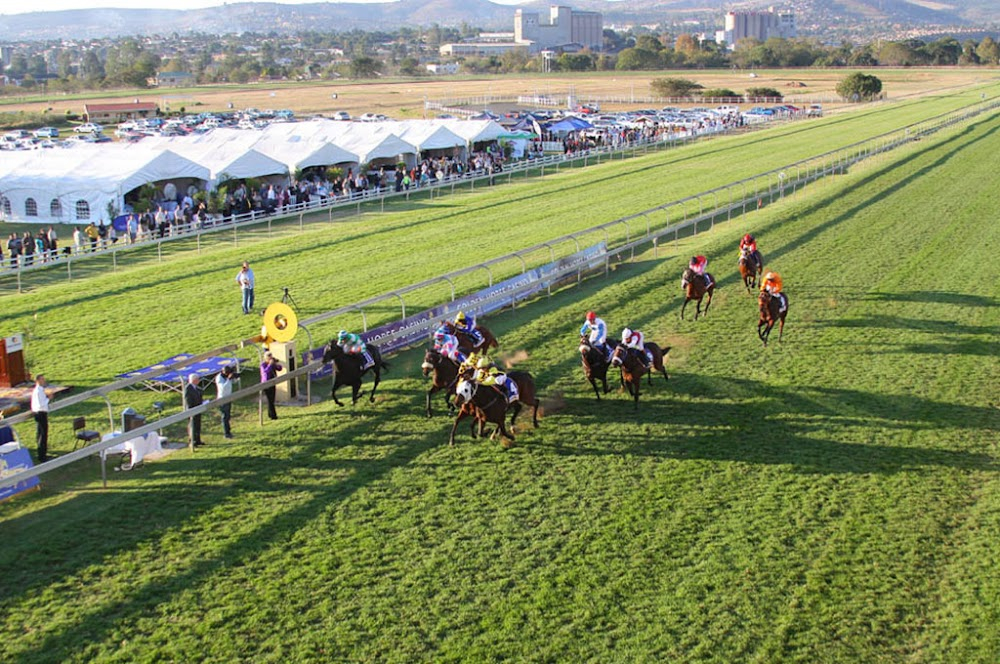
left=1, top=108, right=998, bottom=661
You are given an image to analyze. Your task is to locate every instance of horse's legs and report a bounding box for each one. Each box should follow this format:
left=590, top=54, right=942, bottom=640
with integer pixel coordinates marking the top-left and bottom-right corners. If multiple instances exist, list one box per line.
left=509, top=402, right=522, bottom=435
left=588, top=376, right=602, bottom=400
left=368, top=368, right=380, bottom=403
left=694, top=297, right=702, bottom=321
left=426, top=385, right=436, bottom=417
left=350, top=380, right=362, bottom=405
left=704, top=289, right=714, bottom=316
left=449, top=409, right=468, bottom=446
left=532, top=399, right=539, bottom=428
left=778, top=315, right=786, bottom=343
left=331, top=379, right=344, bottom=407
left=680, top=298, right=689, bottom=320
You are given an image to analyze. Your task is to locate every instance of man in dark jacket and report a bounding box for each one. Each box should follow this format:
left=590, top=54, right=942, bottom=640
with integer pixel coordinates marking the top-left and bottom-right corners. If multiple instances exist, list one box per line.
left=184, top=374, right=204, bottom=447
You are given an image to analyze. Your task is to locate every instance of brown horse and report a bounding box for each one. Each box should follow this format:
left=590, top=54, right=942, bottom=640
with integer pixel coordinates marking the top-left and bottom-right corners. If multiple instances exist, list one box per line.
left=758, top=290, right=789, bottom=346
left=610, top=344, right=649, bottom=409
left=449, top=370, right=539, bottom=446
left=680, top=269, right=716, bottom=320
left=642, top=342, right=671, bottom=385
left=579, top=335, right=612, bottom=400
left=421, top=349, right=460, bottom=417
left=450, top=378, right=513, bottom=447
left=440, top=320, right=499, bottom=354
left=739, top=248, right=763, bottom=292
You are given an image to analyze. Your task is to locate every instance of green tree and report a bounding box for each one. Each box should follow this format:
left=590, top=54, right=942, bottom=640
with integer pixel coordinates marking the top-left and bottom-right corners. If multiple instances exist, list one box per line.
left=745, top=87, right=783, bottom=100
left=636, top=34, right=664, bottom=53
left=556, top=53, right=594, bottom=72
left=976, top=37, right=1000, bottom=65
left=57, top=50, right=75, bottom=79
left=397, top=57, right=421, bottom=76
left=499, top=47, right=532, bottom=73
left=836, top=72, right=882, bottom=101
left=349, top=56, right=382, bottom=79
left=650, top=77, right=703, bottom=97
left=615, top=47, right=660, bottom=70
left=80, top=50, right=104, bottom=84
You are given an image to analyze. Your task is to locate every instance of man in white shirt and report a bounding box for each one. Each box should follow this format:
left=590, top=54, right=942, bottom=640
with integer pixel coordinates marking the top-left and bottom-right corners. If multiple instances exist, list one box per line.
left=30, top=375, right=50, bottom=462
left=235, top=261, right=255, bottom=314
left=215, top=365, right=236, bottom=439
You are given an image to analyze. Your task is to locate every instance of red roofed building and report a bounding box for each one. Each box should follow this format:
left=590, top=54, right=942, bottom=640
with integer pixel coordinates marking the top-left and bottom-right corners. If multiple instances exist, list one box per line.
left=84, top=101, right=159, bottom=124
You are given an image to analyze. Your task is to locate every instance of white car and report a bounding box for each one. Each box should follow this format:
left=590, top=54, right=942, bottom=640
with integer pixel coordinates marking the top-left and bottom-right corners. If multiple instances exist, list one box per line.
left=34, top=127, right=59, bottom=138
left=74, top=122, right=104, bottom=134
left=331, top=111, right=351, bottom=121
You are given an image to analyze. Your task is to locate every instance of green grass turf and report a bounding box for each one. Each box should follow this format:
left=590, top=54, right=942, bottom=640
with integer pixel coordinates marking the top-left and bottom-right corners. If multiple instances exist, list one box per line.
left=0, top=94, right=998, bottom=661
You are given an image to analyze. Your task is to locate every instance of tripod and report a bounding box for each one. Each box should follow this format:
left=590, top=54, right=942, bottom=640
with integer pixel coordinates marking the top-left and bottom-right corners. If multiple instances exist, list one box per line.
left=281, top=287, right=299, bottom=311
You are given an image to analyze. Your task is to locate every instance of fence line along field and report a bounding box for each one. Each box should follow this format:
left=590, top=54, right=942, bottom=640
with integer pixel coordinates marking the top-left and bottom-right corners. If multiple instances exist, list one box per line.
left=0, top=93, right=998, bottom=660
left=1, top=68, right=995, bottom=120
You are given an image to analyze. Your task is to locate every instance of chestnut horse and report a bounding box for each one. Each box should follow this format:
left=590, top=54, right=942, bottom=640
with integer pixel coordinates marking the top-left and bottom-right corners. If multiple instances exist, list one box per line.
left=579, top=335, right=612, bottom=400
left=322, top=341, right=389, bottom=406
left=739, top=248, right=763, bottom=292
left=610, top=344, right=650, bottom=410
left=680, top=269, right=716, bottom=320
left=421, top=349, right=459, bottom=417
left=758, top=291, right=789, bottom=346
left=439, top=320, right=499, bottom=354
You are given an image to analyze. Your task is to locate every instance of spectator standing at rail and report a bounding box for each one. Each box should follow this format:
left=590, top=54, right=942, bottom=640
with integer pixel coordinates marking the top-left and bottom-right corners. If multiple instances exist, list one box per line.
left=31, top=375, right=50, bottom=463
left=127, top=214, right=138, bottom=244
left=184, top=373, right=204, bottom=447
left=22, top=232, right=35, bottom=266
left=215, top=365, right=236, bottom=439
left=72, top=227, right=83, bottom=255
left=46, top=227, right=58, bottom=257
left=260, top=352, right=281, bottom=421
left=236, top=261, right=255, bottom=315
left=7, top=233, right=20, bottom=268
left=84, top=221, right=98, bottom=252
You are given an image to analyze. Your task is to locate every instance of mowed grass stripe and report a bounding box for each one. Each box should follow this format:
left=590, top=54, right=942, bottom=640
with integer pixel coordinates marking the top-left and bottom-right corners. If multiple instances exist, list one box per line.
left=0, top=99, right=998, bottom=662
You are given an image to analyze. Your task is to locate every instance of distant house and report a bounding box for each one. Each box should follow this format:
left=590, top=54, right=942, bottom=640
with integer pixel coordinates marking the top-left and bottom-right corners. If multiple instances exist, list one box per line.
left=426, top=63, right=460, bottom=75
left=155, top=71, right=195, bottom=87
left=83, top=101, right=158, bottom=124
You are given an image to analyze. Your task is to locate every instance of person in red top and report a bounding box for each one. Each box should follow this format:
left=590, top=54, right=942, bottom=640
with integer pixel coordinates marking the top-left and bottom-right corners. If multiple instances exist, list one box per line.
left=739, top=234, right=762, bottom=271
left=689, top=255, right=707, bottom=275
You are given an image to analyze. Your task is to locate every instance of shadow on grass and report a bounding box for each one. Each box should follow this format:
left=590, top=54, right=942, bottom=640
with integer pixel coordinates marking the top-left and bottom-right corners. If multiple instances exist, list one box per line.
left=866, top=290, right=997, bottom=308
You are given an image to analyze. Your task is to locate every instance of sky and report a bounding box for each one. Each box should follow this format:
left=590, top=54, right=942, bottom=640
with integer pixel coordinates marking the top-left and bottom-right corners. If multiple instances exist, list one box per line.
left=1, top=0, right=528, bottom=13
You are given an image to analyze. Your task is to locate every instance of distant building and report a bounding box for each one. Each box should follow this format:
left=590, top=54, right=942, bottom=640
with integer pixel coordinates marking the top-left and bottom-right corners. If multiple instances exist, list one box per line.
left=716, top=7, right=796, bottom=47
left=155, top=71, right=195, bottom=87
left=426, top=63, right=460, bottom=75
left=0, top=46, right=12, bottom=70
left=439, top=43, right=523, bottom=58
left=84, top=101, right=158, bottom=124
left=440, top=5, right=602, bottom=58
left=514, top=6, right=602, bottom=53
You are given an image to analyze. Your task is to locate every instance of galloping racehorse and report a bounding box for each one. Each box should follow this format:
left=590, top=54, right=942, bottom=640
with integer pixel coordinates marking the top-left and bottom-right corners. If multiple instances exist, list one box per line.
left=322, top=341, right=389, bottom=406
left=421, top=349, right=462, bottom=417
left=579, top=335, right=612, bottom=400
left=641, top=342, right=671, bottom=385
left=739, top=247, right=763, bottom=292
left=440, top=321, right=499, bottom=354
left=758, top=290, right=789, bottom=346
left=680, top=268, right=716, bottom=320
left=449, top=370, right=539, bottom=446
left=610, top=344, right=658, bottom=409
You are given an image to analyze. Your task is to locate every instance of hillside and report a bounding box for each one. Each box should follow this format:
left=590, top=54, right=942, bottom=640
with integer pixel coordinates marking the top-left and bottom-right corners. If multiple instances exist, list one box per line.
left=0, top=0, right=997, bottom=41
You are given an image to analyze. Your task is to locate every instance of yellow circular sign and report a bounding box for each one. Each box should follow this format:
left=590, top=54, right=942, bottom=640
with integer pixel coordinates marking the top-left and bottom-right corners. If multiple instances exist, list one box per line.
left=263, top=302, right=298, bottom=343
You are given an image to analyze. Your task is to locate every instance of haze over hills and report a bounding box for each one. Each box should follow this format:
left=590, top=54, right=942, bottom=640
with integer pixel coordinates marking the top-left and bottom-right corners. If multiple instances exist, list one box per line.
left=0, top=0, right=997, bottom=41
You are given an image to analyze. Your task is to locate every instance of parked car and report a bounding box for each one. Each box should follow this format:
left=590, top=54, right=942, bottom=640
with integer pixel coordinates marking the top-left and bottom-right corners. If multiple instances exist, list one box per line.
left=74, top=122, right=104, bottom=134
left=33, top=127, right=60, bottom=138
left=807, top=104, right=824, bottom=117
left=331, top=111, right=352, bottom=121
left=5, top=129, right=31, bottom=140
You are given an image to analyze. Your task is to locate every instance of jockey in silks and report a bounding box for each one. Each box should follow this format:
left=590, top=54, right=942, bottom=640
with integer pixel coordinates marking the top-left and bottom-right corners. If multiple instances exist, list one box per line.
left=682, top=255, right=711, bottom=288
left=761, top=271, right=783, bottom=295
left=337, top=330, right=374, bottom=369
left=474, top=357, right=518, bottom=404
left=739, top=233, right=762, bottom=271
left=433, top=329, right=466, bottom=365
left=453, top=311, right=483, bottom=348
left=581, top=311, right=613, bottom=362
left=458, top=351, right=482, bottom=379
left=621, top=327, right=652, bottom=369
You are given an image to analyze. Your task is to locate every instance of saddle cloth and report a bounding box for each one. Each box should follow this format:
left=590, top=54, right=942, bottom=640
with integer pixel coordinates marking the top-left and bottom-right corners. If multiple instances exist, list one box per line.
left=776, top=293, right=788, bottom=313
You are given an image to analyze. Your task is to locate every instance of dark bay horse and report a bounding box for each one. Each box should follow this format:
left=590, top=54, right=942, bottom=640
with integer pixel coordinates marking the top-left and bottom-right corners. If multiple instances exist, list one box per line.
left=322, top=341, right=389, bottom=406
left=680, top=269, right=716, bottom=320
left=739, top=248, right=763, bottom=292
left=440, top=321, right=499, bottom=354
left=610, top=344, right=656, bottom=409
left=421, top=349, right=459, bottom=417
left=579, top=335, right=612, bottom=400
left=450, top=378, right=513, bottom=447
left=449, top=370, right=540, bottom=446
left=641, top=342, right=671, bottom=385
left=758, top=291, right=789, bottom=346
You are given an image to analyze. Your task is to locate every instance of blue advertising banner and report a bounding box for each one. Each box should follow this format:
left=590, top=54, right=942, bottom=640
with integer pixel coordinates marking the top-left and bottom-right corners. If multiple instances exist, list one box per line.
left=0, top=447, right=40, bottom=502
left=303, top=242, right=606, bottom=381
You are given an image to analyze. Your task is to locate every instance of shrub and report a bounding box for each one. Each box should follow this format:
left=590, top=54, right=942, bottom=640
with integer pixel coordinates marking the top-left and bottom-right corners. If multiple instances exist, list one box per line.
left=836, top=72, right=883, bottom=102
left=745, top=87, right=783, bottom=99
left=650, top=77, right=703, bottom=97
left=700, top=88, right=740, bottom=99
